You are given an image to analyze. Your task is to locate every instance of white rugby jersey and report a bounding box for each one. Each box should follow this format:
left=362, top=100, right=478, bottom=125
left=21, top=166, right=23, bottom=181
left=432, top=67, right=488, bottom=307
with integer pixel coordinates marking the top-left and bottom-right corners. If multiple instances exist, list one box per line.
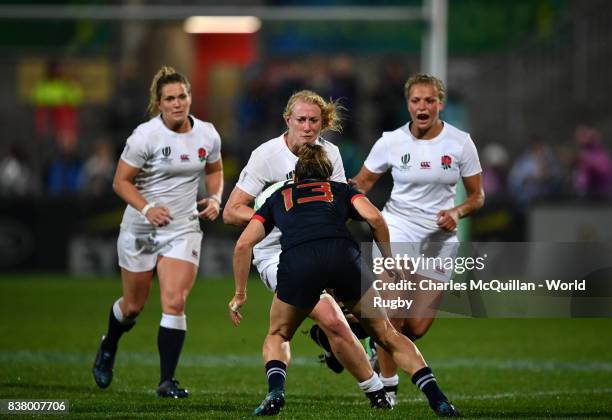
left=364, top=122, right=481, bottom=221
left=236, top=133, right=346, bottom=263
left=119, top=115, right=221, bottom=232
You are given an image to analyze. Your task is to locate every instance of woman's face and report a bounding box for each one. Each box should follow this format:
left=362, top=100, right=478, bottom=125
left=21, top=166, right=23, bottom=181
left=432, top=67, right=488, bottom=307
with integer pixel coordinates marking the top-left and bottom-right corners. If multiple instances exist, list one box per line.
left=157, top=82, right=191, bottom=130
left=407, top=83, right=444, bottom=133
left=285, top=100, right=322, bottom=152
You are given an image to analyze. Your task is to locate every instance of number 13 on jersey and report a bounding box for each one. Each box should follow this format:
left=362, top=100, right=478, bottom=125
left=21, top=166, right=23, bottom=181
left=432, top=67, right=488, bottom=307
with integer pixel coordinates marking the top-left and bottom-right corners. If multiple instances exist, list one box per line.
left=282, top=181, right=333, bottom=211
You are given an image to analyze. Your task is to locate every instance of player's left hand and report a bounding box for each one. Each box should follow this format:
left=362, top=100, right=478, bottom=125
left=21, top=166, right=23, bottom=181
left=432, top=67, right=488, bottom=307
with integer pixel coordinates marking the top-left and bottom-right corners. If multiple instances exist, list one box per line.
left=436, top=208, right=460, bottom=231
left=197, top=197, right=221, bottom=221
left=228, top=293, right=246, bottom=326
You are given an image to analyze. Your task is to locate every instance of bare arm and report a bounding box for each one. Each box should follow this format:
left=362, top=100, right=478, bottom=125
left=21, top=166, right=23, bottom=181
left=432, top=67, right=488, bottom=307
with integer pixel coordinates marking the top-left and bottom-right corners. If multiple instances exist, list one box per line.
left=222, top=187, right=256, bottom=227
left=197, top=159, right=224, bottom=221
left=349, top=165, right=383, bottom=194
left=437, top=173, right=485, bottom=232
left=228, top=219, right=266, bottom=326
left=352, top=196, right=392, bottom=260
left=112, top=159, right=171, bottom=227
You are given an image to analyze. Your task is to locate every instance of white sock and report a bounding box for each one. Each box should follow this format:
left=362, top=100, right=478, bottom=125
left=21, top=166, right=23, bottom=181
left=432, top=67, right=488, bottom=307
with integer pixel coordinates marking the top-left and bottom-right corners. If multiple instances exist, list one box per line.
left=112, top=298, right=136, bottom=324
left=380, top=374, right=399, bottom=388
left=358, top=372, right=384, bottom=393
left=160, top=313, right=187, bottom=331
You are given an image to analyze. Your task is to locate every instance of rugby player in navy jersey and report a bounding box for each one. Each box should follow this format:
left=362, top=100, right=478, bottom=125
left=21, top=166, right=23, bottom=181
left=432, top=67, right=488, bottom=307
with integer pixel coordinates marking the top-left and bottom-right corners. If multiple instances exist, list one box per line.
left=228, top=143, right=459, bottom=417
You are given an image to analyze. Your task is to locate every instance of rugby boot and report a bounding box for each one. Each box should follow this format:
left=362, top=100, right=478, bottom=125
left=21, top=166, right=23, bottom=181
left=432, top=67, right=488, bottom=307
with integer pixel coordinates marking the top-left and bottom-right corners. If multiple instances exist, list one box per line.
left=252, top=389, right=285, bottom=416
left=156, top=378, right=189, bottom=398
left=433, top=400, right=461, bottom=417
left=366, top=388, right=393, bottom=409
left=92, top=336, right=116, bottom=389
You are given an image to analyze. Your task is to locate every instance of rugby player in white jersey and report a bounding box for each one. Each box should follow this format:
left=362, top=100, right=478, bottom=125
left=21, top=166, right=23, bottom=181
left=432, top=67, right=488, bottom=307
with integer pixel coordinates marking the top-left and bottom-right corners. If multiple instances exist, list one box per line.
left=93, top=66, right=224, bottom=398
left=223, top=90, right=391, bottom=409
left=350, top=73, right=484, bottom=405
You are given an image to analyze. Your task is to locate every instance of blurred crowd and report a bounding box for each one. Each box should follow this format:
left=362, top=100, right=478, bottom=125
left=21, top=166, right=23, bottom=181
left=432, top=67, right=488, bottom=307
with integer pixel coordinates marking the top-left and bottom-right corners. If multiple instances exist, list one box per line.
left=1, top=56, right=611, bottom=208
left=482, top=125, right=612, bottom=207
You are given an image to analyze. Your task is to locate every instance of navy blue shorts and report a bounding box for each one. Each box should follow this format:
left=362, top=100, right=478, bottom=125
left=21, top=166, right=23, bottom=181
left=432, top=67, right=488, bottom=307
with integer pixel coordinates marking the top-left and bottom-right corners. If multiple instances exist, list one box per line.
left=276, top=238, right=365, bottom=309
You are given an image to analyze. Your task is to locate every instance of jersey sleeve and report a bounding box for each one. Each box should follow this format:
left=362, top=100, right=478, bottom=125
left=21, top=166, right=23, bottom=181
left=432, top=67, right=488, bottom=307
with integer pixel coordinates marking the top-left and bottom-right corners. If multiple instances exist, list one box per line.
left=235, top=151, right=271, bottom=197
left=329, top=146, right=347, bottom=183
left=363, top=136, right=390, bottom=174
left=252, top=196, right=275, bottom=235
left=120, top=129, right=149, bottom=169
left=459, top=135, right=483, bottom=177
left=206, top=124, right=222, bottom=164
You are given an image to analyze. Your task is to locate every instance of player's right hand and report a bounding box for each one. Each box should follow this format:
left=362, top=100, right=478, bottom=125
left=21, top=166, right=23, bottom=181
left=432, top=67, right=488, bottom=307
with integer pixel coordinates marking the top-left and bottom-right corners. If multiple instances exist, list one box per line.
left=197, top=197, right=221, bottom=221
left=228, top=293, right=247, bottom=326
left=146, top=206, right=172, bottom=227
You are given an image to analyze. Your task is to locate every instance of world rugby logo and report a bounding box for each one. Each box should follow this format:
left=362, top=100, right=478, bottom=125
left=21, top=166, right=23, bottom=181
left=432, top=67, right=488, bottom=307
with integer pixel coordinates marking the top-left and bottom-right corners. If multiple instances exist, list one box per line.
left=400, top=153, right=410, bottom=170
left=161, top=146, right=172, bottom=163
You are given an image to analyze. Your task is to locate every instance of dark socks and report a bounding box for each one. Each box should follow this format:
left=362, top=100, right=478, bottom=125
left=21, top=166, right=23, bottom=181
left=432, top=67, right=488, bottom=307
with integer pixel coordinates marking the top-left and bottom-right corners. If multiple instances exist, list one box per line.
left=411, top=366, right=448, bottom=409
left=104, top=306, right=134, bottom=352
left=157, top=326, right=186, bottom=384
left=265, top=360, right=287, bottom=392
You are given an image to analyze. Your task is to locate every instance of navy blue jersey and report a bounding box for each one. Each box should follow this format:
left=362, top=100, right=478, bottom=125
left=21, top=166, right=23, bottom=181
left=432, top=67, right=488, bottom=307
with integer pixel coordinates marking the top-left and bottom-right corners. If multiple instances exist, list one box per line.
left=253, top=180, right=365, bottom=252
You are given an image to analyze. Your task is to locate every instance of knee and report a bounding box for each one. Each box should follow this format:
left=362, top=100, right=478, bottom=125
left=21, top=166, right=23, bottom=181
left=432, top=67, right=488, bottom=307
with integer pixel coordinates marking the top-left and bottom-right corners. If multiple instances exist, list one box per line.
left=162, top=293, right=187, bottom=315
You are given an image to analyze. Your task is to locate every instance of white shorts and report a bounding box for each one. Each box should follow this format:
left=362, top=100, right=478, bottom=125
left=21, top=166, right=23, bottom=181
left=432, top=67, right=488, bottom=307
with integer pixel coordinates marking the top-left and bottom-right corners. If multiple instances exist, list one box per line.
left=256, top=255, right=280, bottom=292
left=117, top=229, right=202, bottom=272
left=374, top=211, right=459, bottom=282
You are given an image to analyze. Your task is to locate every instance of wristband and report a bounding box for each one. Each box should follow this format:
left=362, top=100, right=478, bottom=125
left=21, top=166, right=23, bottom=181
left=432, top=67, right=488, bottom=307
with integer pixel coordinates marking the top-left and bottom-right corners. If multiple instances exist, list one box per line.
left=209, top=195, right=222, bottom=205
left=141, top=202, right=156, bottom=217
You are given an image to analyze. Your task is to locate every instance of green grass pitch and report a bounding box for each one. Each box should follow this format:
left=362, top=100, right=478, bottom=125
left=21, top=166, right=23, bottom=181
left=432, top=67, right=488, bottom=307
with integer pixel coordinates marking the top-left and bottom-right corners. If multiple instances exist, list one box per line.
left=1, top=275, right=611, bottom=418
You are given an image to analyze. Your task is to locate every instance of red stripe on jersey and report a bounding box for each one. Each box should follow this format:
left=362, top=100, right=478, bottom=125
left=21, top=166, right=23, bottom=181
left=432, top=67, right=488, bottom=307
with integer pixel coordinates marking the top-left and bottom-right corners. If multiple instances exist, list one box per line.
left=282, top=187, right=294, bottom=210
left=351, top=193, right=365, bottom=203
left=252, top=214, right=266, bottom=224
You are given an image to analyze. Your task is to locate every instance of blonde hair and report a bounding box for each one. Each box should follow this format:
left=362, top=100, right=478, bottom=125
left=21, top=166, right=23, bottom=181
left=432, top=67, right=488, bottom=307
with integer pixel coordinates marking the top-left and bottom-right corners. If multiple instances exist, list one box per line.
left=404, top=73, right=445, bottom=102
left=146, top=65, right=191, bottom=118
left=295, top=143, right=333, bottom=181
left=283, top=90, right=344, bottom=133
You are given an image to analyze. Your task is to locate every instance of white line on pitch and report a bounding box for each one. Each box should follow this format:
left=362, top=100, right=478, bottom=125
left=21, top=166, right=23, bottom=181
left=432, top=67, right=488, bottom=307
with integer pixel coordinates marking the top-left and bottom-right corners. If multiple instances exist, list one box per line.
left=1, top=351, right=612, bottom=373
